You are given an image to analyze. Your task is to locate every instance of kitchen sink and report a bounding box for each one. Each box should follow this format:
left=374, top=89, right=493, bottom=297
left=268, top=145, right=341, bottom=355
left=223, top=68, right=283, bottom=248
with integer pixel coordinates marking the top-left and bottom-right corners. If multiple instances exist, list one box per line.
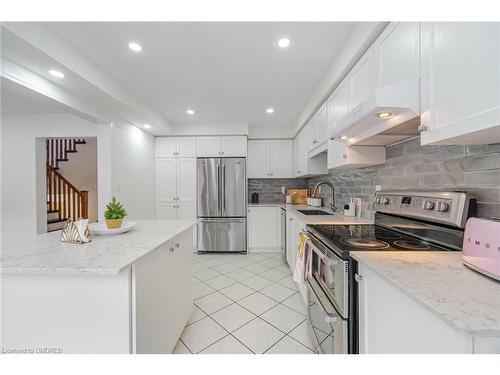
left=297, top=209, right=333, bottom=216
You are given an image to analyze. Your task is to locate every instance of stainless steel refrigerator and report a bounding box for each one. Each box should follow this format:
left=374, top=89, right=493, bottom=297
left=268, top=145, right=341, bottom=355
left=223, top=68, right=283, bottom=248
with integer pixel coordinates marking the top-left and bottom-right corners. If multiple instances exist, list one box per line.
left=197, top=157, right=247, bottom=253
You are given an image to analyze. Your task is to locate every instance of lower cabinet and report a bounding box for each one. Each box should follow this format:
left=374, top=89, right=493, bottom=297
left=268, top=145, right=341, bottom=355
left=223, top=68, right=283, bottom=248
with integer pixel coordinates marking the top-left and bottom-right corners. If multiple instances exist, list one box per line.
left=247, top=206, right=280, bottom=252
left=133, top=228, right=193, bottom=353
left=357, top=262, right=500, bottom=354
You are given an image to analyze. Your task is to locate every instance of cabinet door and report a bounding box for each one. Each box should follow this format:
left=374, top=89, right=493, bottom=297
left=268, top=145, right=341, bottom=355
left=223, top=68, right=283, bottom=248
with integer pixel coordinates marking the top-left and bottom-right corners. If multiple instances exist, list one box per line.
left=293, top=137, right=301, bottom=177
left=247, top=140, right=270, bottom=178
left=177, top=203, right=196, bottom=220
left=299, top=128, right=309, bottom=176
left=155, top=137, right=177, bottom=157
left=349, top=47, right=375, bottom=110
left=308, top=116, right=319, bottom=150
left=326, top=79, right=350, bottom=133
left=316, top=105, right=328, bottom=146
left=248, top=207, right=279, bottom=248
left=221, top=136, right=247, bottom=157
left=270, top=140, right=292, bottom=178
left=374, top=22, right=420, bottom=90
left=156, top=203, right=177, bottom=219
left=196, top=136, right=222, bottom=157
left=176, top=137, right=197, bottom=157
left=421, top=22, right=500, bottom=145
left=156, top=158, right=177, bottom=202
left=327, top=140, right=348, bottom=169
left=176, top=158, right=196, bottom=202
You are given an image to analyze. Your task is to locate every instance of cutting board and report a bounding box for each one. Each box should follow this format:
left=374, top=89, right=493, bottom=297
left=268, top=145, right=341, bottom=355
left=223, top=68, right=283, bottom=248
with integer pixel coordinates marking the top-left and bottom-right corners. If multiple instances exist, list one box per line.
left=286, top=188, right=311, bottom=204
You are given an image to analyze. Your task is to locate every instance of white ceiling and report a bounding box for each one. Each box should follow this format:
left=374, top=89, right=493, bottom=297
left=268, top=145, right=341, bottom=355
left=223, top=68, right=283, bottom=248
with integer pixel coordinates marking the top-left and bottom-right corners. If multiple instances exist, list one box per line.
left=1, top=77, right=67, bottom=114
left=47, top=22, right=358, bottom=133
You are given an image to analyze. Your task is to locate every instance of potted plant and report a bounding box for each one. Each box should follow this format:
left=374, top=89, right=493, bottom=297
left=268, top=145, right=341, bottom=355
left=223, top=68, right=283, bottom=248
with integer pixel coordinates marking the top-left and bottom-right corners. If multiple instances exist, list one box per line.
left=104, top=197, right=127, bottom=229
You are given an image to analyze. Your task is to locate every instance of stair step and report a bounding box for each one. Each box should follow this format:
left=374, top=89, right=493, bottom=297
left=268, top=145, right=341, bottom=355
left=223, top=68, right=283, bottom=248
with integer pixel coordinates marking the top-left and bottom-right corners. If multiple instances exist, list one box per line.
left=47, top=210, right=60, bottom=221
left=74, top=140, right=87, bottom=144
left=47, top=218, right=67, bottom=224
left=66, top=150, right=77, bottom=153
left=57, top=158, right=69, bottom=162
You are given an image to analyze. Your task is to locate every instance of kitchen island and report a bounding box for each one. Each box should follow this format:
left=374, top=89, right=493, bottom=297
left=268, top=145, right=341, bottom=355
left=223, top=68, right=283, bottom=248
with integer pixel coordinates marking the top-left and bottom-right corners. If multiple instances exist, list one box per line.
left=1, top=220, right=196, bottom=354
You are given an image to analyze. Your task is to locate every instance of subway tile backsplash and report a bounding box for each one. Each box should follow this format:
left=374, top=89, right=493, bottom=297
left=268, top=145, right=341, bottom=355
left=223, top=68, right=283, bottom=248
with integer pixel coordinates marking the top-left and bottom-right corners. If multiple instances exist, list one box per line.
left=249, top=137, right=500, bottom=219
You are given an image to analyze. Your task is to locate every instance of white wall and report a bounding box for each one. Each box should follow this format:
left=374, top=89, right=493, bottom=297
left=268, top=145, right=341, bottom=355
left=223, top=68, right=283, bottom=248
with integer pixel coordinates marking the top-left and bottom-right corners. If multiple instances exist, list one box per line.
left=0, top=113, right=99, bottom=242
left=110, top=121, right=155, bottom=220
left=0, top=114, right=156, bottom=243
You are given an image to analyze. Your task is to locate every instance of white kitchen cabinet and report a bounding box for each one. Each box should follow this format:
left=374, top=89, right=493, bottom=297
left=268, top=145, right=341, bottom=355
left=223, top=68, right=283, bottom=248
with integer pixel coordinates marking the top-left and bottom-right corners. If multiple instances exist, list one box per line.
left=326, top=79, right=350, bottom=134
left=374, top=22, right=420, bottom=90
left=286, top=213, right=294, bottom=268
left=327, top=140, right=385, bottom=170
left=309, top=104, right=328, bottom=154
left=247, top=140, right=270, bottom=178
left=134, top=228, right=192, bottom=353
left=221, top=136, right=247, bottom=157
left=420, top=22, right=500, bottom=145
left=156, top=137, right=196, bottom=157
left=248, top=139, right=293, bottom=178
left=294, top=127, right=328, bottom=178
left=156, top=203, right=196, bottom=220
left=156, top=158, right=196, bottom=203
left=247, top=206, right=279, bottom=252
left=348, top=46, right=375, bottom=110
left=196, top=136, right=247, bottom=157
left=155, top=158, right=177, bottom=202
left=357, top=262, right=499, bottom=354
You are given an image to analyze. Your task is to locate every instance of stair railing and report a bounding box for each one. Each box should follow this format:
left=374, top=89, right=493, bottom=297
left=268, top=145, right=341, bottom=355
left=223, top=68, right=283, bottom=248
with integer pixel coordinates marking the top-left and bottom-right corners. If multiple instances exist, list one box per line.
left=47, top=164, right=89, bottom=221
left=46, top=138, right=87, bottom=169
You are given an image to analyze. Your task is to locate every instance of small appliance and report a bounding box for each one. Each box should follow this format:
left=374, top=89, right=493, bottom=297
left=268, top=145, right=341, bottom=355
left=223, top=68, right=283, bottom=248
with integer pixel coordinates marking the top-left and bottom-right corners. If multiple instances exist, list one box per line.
left=463, top=217, right=500, bottom=281
left=307, top=197, right=322, bottom=207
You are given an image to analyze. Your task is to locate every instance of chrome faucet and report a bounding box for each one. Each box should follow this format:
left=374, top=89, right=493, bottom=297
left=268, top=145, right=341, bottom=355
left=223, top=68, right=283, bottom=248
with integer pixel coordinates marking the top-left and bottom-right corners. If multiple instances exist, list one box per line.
left=312, top=181, right=336, bottom=212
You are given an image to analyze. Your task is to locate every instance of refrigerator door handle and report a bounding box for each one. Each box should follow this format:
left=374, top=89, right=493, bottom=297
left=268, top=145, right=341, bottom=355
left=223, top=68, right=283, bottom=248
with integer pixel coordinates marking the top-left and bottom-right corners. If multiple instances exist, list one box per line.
left=217, top=161, right=221, bottom=214
left=222, top=162, right=226, bottom=213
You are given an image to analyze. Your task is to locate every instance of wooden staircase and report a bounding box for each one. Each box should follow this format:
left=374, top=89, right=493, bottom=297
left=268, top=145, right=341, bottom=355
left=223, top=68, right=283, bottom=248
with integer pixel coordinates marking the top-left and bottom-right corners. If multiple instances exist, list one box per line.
left=46, top=139, right=89, bottom=232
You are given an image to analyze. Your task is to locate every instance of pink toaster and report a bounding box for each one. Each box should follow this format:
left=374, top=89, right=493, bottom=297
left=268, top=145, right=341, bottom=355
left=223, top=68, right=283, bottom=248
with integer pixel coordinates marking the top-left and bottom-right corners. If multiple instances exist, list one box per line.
left=463, top=217, right=500, bottom=282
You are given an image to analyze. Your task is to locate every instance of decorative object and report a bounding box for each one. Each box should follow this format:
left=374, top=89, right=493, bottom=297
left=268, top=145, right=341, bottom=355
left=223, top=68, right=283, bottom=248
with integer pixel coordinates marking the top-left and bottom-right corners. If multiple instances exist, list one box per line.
left=89, top=221, right=136, bottom=235
left=285, top=188, right=310, bottom=204
left=104, top=197, right=127, bottom=229
left=307, top=197, right=322, bottom=207
left=60, top=218, right=92, bottom=244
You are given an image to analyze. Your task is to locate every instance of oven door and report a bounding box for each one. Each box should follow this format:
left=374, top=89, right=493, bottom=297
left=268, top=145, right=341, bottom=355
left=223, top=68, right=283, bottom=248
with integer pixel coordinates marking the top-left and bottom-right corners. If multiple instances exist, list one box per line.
left=307, top=277, right=348, bottom=354
left=306, top=233, right=349, bottom=319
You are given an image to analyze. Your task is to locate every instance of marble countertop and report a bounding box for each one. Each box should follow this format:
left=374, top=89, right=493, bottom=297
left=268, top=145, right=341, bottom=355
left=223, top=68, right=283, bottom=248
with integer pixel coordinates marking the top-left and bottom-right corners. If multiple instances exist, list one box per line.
left=1, top=220, right=196, bottom=275
left=248, top=203, right=373, bottom=225
left=351, top=251, right=500, bottom=336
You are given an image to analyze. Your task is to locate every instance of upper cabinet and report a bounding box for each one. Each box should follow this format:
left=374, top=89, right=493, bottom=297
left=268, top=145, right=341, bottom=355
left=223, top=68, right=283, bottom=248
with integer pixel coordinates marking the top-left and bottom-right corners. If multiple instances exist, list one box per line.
left=294, top=127, right=328, bottom=178
left=420, top=22, right=500, bottom=145
left=156, top=137, right=197, bottom=158
left=248, top=139, right=293, bottom=178
left=327, top=140, right=385, bottom=170
left=326, top=79, right=351, bottom=136
left=348, top=46, right=375, bottom=111
left=196, top=136, right=247, bottom=157
left=308, top=104, right=328, bottom=155
left=374, top=22, right=420, bottom=90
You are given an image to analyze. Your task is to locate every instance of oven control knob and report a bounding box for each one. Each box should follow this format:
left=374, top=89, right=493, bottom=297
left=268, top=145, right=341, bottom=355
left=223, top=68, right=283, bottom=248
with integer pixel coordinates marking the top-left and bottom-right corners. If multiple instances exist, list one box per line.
left=380, top=197, right=389, bottom=205
left=436, top=202, right=449, bottom=212
left=422, top=200, right=435, bottom=210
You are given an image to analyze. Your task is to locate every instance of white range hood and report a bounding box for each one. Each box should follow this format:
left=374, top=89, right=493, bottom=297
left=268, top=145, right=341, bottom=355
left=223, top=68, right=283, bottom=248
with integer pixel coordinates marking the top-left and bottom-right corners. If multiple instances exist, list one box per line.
left=329, top=79, right=421, bottom=146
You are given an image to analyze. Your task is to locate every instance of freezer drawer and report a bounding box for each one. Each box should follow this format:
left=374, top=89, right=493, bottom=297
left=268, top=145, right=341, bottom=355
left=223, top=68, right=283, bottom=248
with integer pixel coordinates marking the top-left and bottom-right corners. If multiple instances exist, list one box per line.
left=197, top=219, right=247, bottom=253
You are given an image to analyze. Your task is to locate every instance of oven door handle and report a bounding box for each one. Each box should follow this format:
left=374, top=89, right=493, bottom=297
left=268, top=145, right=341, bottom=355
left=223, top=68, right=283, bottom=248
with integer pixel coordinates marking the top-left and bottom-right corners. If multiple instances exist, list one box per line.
left=307, top=279, right=339, bottom=323
left=303, top=234, right=338, bottom=267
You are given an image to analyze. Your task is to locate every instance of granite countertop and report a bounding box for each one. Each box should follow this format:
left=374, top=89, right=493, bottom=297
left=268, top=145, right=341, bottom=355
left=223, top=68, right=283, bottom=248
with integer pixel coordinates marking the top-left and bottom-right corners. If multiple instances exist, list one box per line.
left=351, top=251, right=500, bottom=336
left=1, top=220, right=196, bottom=275
left=248, top=203, right=373, bottom=225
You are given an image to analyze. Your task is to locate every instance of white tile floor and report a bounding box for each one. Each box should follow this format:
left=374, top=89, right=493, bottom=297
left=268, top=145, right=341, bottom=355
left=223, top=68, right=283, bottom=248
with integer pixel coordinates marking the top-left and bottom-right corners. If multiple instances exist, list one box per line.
left=174, top=252, right=316, bottom=354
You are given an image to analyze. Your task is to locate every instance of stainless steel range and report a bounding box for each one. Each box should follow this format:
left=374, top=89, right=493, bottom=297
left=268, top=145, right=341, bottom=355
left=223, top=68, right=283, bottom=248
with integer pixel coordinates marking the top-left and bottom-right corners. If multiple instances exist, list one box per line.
left=304, top=190, right=476, bottom=354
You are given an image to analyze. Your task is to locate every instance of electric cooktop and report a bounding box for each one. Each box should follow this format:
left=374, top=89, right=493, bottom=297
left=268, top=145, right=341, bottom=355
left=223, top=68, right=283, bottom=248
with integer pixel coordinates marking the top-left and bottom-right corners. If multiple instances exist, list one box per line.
left=307, top=224, right=451, bottom=253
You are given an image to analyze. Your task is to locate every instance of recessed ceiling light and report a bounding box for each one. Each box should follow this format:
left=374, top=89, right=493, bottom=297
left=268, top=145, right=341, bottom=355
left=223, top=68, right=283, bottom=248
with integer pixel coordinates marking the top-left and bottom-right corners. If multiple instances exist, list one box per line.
left=143, top=124, right=151, bottom=129
left=49, top=70, right=64, bottom=78
left=375, top=111, right=394, bottom=119
left=186, top=109, right=195, bottom=115
left=266, top=108, right=275, bottom=114
left=128, top=42, right=142, bottom=52
left=278, top=38, right=290, bottom=48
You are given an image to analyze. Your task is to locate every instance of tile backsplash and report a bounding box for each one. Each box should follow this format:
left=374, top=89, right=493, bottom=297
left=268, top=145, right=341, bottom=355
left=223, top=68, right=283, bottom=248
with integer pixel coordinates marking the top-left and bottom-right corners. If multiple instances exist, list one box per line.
left=248, top=178, right=308, bottom=204
left=249, top=138, right=500, bottom=219
left=307, top=138, right=500, bottom=219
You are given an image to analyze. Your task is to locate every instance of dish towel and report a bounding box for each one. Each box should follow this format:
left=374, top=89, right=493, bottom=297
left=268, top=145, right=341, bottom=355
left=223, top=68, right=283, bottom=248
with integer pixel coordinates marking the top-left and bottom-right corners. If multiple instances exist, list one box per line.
left=293, top=232, right=312, bottom=284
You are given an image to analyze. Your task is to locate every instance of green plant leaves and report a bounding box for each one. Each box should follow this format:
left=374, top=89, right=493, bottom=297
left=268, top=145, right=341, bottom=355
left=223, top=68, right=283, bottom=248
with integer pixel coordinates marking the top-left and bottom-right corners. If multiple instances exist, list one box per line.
left=104, top=197, right=127, bottom=220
